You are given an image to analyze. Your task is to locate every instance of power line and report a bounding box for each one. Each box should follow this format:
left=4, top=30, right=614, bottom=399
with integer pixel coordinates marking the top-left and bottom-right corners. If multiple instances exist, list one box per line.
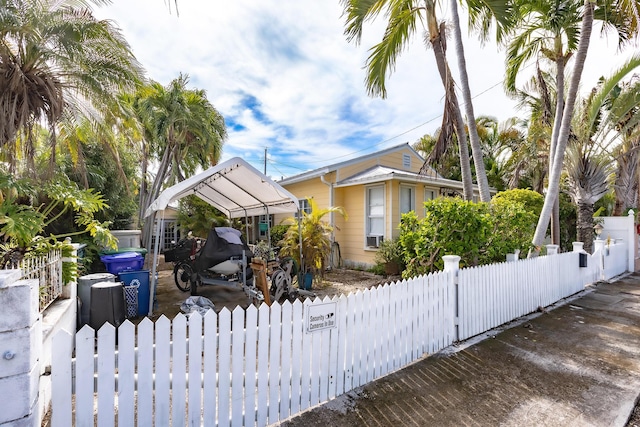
left=298, top=75, right=510, bottom=166
left=264, top=71, right=519, bottom=175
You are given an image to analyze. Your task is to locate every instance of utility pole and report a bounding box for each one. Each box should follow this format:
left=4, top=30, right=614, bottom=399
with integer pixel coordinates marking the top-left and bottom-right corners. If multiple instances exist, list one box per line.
left=264, top=147, right=267, bottom=175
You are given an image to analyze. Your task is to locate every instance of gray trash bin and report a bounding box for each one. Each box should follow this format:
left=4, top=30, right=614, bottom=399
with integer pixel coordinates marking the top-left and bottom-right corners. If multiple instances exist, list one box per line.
left=78, top=273, right=115, bottom=327
left=89, top=281, right=126, bottom=330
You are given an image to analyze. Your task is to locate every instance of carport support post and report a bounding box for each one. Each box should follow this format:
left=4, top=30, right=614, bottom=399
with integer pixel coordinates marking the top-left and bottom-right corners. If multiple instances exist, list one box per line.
left=149, top=213, right=163, bottom=317
left=443, top=255, right=461, bottom=342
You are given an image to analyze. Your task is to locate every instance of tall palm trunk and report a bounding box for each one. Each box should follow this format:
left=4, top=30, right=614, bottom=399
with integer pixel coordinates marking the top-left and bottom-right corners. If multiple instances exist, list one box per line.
left=140, top=144, right=174, bottom=247
left=426, top=2, right=473, bottom=200
left=450, top=0, right=491, bottom=202
left=613, top=150, right=639, bottom=215
left=530, top=0, right=594, bottom=256
left=576, top=201, right=595, bottom=253
left=137, top=138, right=149, bottom=228
left=549, top=53, right=565, bottom=247
left=432, top=33, right=474, bottom=200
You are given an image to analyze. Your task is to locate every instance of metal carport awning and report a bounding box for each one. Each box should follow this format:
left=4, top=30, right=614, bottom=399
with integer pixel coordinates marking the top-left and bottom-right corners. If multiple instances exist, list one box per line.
left=143, top=157, right=301, bottom=316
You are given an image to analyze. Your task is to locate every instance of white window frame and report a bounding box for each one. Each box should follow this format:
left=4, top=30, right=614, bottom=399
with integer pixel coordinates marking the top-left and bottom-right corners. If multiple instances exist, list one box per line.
left=366, top=185, right=385, bottom=246
left=399, top=184, right=415, bottom=215
left=296, top=198, right=312, bottom=218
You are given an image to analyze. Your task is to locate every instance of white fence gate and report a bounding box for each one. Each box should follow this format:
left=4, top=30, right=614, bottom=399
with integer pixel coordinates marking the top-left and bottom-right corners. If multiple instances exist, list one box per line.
left=50, top=241, right=626, bottom=426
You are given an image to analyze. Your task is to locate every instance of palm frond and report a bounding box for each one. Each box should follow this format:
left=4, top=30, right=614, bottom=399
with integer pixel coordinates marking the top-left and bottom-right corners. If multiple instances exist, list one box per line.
left=585, top=55, right=640, bottom=133
left=364, top=2, right=419, bottom=98
left=466, top=0, right=515, bottom=44
left=341, top=0, right=387, bottom=43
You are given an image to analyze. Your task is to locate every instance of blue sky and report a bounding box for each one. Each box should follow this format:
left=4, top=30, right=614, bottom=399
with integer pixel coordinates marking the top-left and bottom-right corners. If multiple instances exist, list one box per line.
left=94, top=1, right=637, bottom=179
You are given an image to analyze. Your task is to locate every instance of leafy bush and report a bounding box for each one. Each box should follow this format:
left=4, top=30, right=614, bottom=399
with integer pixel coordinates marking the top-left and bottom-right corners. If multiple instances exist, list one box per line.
left=398, top=193, right=539, bottom=277
left=0, top=174, right=116, bottom=268
left=177, top=195, right=228, bottom=238
left=269, top=224, right=289, bottom=248
left=484, top=196, right=537, bottom=262
left=374, top=236, right=404, bottom=267
left=492, top=188, right=543, bottom=216
left=399, top=199, right=490, bottom=276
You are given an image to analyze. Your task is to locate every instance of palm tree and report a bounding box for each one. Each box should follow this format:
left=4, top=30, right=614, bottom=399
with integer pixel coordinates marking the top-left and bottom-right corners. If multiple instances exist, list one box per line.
left=525, top=0, right=594, bottom=255
left=340, top=0, right=505, bottom=202
left=504, top=0, right=640, bottom=255
left=279, top=198, right=347, bottom=281
left=508, top=66, right=559, bottom=193
left=415, top=130, right=463, bottom=181
left=612, top=138, right=640, bottom=215
left=0, top=0, right=142, bottom=175
left=564, top=56, right=640, bottom=252
left=504, top=0, right=583, bottom=247
left=475, top=116, right=527, bottom=191
left=448, top=0, right=512, bottom=201
left=564, top=144, right=613, bottom=253
left=609, top=78, right=640, bottom=215
left=133, top=74, right=227, bottom=249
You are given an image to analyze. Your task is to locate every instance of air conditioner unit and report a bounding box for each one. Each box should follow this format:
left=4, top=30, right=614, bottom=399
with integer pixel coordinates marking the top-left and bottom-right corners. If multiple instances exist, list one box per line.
left=366, top=235, right=383, bottom=248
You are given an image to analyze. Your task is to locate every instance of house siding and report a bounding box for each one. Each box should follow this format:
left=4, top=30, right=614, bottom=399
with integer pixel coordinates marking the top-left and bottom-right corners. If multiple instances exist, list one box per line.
left=276, top=144, right=478, bottom=268
left=273, top=177, right=331, bottom=226
left=334, top=185, right=377, bottom=267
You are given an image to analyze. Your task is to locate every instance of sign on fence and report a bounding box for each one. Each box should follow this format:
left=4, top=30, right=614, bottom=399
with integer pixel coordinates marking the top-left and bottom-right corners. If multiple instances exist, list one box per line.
left=306, top=302, right=337, bottom=333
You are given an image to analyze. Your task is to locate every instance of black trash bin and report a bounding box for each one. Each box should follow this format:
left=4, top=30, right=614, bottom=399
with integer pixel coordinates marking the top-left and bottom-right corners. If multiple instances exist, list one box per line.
left=78, top=273, right=116, bottom=327
left=89, top=281, right=126, bottom=330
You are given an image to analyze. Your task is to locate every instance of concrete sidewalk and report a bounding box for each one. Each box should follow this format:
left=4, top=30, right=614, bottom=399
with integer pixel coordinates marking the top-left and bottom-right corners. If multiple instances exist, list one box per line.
left=281, top=273, right=640, bottom=427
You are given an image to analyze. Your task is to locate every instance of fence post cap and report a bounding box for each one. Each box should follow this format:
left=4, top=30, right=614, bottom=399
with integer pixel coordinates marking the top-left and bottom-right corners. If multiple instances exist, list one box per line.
left=442, top=255, right=461, bottom=272
left=572, top=242, right=585, bottom=253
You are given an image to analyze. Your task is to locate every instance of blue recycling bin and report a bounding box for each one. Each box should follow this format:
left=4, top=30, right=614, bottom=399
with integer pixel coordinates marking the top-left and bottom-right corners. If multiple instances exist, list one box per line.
left=100, top=252, right=144, bottom=275
left=118, top=270, right=150, bottom=316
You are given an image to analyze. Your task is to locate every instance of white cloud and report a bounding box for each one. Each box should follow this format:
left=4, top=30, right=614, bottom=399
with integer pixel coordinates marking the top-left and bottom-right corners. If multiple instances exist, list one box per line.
left=94, top=1, right=638, bottom=178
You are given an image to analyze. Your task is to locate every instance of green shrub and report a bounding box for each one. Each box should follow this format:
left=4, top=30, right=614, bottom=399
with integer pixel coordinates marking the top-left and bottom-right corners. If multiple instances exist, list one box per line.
left=399, top=199, right=490, bottom=276
left=492, top=188, right=543, bottom=216
left=270, top=224, right=289, bottom=247
left=374, top=236, right=404, bottom=266
left=398, top=194, right=539, bottom=277
left=368, top=263, right=386, bottom=275
left=485, top=196, right=537, bottom=263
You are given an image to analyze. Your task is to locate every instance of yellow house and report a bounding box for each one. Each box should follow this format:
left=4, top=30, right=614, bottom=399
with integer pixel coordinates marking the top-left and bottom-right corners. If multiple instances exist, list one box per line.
left=276, top=143, right=488, bottom=268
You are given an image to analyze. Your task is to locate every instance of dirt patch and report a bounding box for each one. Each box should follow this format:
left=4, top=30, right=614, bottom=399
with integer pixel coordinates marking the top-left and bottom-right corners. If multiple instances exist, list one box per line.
left=311, top=268, right=400, bottom=299
left=149, top=264, right=399, bottom=320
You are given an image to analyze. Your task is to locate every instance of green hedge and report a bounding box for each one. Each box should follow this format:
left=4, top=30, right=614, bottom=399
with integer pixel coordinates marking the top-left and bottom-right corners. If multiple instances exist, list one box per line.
left=399, top=190, right=542, bottom=277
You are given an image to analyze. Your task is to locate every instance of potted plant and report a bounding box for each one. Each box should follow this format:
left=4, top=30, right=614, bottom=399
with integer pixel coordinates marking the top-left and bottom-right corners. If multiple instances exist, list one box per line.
left=278, top=198, right=346, bottom=288
left=375, top=237, right=404, bottom=276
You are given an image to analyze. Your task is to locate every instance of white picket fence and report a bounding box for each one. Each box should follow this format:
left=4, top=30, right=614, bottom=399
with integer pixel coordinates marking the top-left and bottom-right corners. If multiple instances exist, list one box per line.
left=602, top=242, right=628, bottom=280
left=458, top=251, right=599, bottom=340
left=50, top=244, right=624, bottom=426
left=52, top=272, right=454, bottom=427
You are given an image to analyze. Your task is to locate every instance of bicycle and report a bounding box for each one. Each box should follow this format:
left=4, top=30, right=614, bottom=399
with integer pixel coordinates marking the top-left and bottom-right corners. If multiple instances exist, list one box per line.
left=164, top=236, right=200, bottom=292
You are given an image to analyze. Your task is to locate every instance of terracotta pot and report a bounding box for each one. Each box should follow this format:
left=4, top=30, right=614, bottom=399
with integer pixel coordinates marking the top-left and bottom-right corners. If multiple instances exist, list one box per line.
left=384, top=261, right=400, bottom=276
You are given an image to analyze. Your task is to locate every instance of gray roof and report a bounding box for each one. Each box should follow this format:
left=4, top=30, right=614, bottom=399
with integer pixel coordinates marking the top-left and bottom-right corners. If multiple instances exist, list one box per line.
left=277, top=143, right=433, bottom=186
left=336, top=165, right=466, bottom=189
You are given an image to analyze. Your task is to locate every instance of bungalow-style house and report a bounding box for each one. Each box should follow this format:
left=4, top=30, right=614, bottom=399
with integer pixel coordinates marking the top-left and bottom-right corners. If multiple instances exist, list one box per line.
left=275, top=143, right=491, bottom=268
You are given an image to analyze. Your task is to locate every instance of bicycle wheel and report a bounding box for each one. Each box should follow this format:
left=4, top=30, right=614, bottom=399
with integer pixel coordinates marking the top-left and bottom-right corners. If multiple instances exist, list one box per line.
left=174, top=261, right=192, bottom=292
